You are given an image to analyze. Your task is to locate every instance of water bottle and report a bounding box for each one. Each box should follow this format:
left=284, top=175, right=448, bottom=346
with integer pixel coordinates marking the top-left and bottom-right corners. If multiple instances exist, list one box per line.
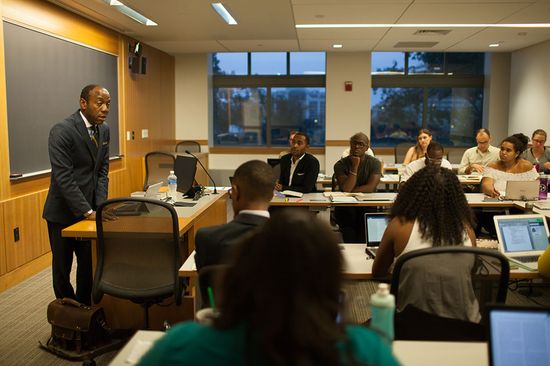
left=540, top=174, right=548, bottom=200
left=370, top=283, right=395, bottom=344
left=167, top=170, right=178, bottom=200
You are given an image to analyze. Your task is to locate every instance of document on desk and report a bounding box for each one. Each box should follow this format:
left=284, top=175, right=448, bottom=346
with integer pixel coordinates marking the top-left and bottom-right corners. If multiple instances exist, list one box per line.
left=331, top=196, right=358, bottom=203
left=281, top=190, right=303, bottom=198
left=126, top=340, right=154, bottom=365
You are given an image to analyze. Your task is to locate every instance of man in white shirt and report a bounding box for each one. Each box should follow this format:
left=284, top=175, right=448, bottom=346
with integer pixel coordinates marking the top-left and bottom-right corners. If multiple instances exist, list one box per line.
left=458, top=128, right=500, bottom=174
left=400, top=142, right=452, bottom=185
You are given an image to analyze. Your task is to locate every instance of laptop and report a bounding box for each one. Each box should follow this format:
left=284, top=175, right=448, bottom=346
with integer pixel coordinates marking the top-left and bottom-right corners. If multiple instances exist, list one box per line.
left=364, top=213, right=390, bottom=259
left=488, top=305, right=550, bottom=366
left=174, top=155, right=197, bottom=196
left=503, top=180, right=539, bottom=200
left=493, top=214, right=550, bottom=270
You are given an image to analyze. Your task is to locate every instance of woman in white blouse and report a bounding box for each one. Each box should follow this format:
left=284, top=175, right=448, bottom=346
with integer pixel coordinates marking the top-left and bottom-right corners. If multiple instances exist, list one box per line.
left=482, top=133, right=539, bottom=198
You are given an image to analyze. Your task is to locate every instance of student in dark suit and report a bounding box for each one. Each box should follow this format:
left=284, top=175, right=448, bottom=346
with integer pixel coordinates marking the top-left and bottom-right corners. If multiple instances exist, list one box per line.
left=43, top=84, right=111, bottom=305
left=275, top=132, right=320, bottom=193
left=194, top=160, right=276, bottom=271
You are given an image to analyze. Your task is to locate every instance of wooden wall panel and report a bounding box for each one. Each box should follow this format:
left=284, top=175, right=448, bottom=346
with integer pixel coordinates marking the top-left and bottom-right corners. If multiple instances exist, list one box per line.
left=3, top=193, right=48, bottom=271
left=0, top=0, right=175, bottom=292
left=0, top=202, right=6, bottom=276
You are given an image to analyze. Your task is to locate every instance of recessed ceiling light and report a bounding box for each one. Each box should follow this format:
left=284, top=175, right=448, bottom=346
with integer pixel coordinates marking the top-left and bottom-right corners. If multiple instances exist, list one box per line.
left=489, top=43, right=500, bottom=47
left=296, top=23, right=550, bottom=29
left=332, top=44, right=343, bottom=49
left=211, top=3, right=238, bottom=25
left=104, top=0, right=157, bottom=26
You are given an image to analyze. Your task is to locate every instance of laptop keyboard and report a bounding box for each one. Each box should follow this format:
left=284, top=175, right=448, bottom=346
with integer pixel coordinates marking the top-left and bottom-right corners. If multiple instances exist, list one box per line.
left=514, top=255, right=539, bottom=263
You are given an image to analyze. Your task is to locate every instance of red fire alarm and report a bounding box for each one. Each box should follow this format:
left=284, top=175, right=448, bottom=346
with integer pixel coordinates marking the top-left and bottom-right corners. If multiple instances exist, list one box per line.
left=344, top=81, right=352, bottom=92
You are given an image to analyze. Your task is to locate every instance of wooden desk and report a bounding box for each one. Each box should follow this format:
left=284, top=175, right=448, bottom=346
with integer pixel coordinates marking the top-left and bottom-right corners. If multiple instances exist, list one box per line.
left=62, top=192, right=228, bottom=330
left=109, top=331, right=488, bottom=366
left=179, top=243, right=540, bottom=281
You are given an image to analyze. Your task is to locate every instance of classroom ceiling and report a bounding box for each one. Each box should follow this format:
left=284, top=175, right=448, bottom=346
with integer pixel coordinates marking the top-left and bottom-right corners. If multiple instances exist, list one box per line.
left=49, top=0, right=550, bottom=54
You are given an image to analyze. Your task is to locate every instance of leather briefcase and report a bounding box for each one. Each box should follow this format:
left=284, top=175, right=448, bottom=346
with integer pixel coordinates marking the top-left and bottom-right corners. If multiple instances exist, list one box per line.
left=44, top=298, right=111, bottom=354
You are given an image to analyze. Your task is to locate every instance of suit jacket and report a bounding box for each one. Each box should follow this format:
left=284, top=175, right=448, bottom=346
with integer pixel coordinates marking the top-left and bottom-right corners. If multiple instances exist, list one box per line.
left=194, top=213, right=268, bottom=271
left=279, top=153, right=320, bottom=193
left=43, top=110, right=110, bottom=225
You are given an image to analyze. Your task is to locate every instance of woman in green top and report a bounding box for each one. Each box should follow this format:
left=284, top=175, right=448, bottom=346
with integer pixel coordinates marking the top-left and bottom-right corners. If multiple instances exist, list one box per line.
left=138, top=210, right=400, bottom=366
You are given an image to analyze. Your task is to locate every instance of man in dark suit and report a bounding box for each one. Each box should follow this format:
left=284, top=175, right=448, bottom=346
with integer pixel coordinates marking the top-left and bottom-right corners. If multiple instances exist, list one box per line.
left=43, top=84, right=111, bottom=305
left=194, top=160, right=276, bottom=271
left=275, top=132, right=320, bottom=193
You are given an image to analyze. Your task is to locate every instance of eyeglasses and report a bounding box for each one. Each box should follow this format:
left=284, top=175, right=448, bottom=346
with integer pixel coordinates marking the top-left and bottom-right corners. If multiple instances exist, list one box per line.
left=532, top=139, right=546, bottom=144
left=350, top=141, right=367, bottom=147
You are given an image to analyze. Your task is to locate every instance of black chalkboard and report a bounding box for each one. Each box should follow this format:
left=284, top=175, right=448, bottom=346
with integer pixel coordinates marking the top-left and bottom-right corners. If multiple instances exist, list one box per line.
left=3, top=21, right=119, bottom=176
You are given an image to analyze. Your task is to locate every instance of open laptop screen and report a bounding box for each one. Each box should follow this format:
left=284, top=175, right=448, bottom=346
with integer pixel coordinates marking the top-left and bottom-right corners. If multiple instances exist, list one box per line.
left=489, top=306, right=550, bottom=366
left=495, top=215, right=549, bottom=253
left=364, top=213, right=389, bottom=247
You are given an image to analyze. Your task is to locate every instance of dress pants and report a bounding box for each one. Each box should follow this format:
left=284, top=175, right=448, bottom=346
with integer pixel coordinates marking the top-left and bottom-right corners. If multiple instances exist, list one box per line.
left=47, top=221, right=92, bottom=305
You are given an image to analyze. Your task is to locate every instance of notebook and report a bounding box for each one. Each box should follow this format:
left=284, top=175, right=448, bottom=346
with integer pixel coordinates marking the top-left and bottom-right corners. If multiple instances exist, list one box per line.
left=488, top=305, right=550, bottom=366
left=503, top=180, right=539, bottom=201
left=493, top=214, right=550, bottom=270
left=364, top=213, right=390, bottom=259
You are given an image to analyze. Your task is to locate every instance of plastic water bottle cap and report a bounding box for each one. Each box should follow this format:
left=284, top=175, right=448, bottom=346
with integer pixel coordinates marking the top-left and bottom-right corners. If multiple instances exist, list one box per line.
left=377, top=283, right=390, bottom=296
left=170, top=170, right=175, bottom=174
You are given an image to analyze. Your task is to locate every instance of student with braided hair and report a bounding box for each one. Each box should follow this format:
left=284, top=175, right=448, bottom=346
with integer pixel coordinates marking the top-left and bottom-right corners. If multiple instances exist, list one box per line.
left=373, top=166, right=479, bottom=322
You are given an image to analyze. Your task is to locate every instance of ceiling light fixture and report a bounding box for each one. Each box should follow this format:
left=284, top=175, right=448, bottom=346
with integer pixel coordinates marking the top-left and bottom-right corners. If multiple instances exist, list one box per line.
left=333, top=44, right=343, bottom=48
left=296, top=23, right=550, bottom=29
left=211, top=3, right=238, bottom=25
left=489, top=43, right=500, bottom=47
left=104, top=0, right=157, bottom=26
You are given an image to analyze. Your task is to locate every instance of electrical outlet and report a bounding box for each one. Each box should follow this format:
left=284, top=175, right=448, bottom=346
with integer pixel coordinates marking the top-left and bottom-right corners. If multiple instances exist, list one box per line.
left=131, top=131, right=135, bottom=140
left=141, top=129, right=149, bottom=139
left=14, top=227, right=20, bottom=242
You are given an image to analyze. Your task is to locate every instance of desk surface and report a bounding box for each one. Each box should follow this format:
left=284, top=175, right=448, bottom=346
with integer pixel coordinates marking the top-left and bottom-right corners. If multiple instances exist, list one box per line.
left=109, top=330, right=488, bottom=366
left=62, top=192, right=228, bottom=238
left=179, top=243, right=539, bottom=280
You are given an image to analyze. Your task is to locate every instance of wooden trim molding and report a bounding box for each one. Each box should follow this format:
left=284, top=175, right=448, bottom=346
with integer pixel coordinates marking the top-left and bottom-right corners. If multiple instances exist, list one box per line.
left=325, top=140, right=350, bottom=146
left=209, top=147, right=325, bottom=155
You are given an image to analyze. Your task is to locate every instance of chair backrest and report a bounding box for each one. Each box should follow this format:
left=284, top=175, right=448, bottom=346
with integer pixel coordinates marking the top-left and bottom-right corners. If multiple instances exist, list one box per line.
left=93, top=197, right=183, bottom=307
left=447, top=147, right=467, bottom=164
left=144, top=151, right=175, bottom=190
left=394, top=142, right=415, bottom=164
left=175, top=140, right=201, bottom=153
left=390, top=246, right=509, bottom=340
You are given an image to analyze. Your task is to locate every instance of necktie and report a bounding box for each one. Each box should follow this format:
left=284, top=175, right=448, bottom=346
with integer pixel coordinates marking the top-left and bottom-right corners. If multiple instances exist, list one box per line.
left=90, top=126, right=98, bottom=147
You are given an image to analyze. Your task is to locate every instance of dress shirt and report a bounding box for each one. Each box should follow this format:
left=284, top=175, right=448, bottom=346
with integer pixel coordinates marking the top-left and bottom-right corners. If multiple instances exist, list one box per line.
left=288, top=154, right=305, bottom=186
left=238, top=209, right=270, bottom=219
left=458, top=145, right=500, bottom=174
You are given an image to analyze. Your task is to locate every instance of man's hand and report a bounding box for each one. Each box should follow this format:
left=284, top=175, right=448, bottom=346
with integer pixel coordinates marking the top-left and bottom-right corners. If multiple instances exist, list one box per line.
left=274, top=181, right=283, bottom=191
left=544, top=162, right=550, bottom=170
left=468, top=163, right=484, bottom=173
left=85, top=209, right=118, bottom=221
left=85, top=211, right=96, bottom=221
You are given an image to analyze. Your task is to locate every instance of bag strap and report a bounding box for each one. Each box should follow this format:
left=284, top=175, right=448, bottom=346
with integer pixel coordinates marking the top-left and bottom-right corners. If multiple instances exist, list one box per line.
left=59, top=297, right=90, bottom=310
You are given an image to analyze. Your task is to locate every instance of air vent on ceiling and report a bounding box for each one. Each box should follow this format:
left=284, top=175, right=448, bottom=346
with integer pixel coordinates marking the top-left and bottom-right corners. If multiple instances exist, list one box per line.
left=394, top=41, right=439, bottom=48
left=414, top=29, right=451, bottom=36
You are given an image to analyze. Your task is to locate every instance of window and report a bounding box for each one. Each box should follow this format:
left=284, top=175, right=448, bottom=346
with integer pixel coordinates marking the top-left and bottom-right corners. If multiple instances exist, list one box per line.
left=212, top=52, right=247, bottom=75
left=212, top=52, right=326, bottom=147
left=371, top=52, right=484, bottom=147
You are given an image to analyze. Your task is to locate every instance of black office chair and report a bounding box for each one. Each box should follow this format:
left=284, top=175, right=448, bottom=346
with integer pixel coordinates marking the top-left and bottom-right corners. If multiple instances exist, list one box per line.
left=175, top=140, right=201, bottom=153
left=447, top=147, right=467, bottom=164
left=144, top=151, right=175, bottom=190
left=391, top=246, right=509, bottom=341
left=394, top=142, right=415, bottom=164
left=93, top=197, right=183, bottom=329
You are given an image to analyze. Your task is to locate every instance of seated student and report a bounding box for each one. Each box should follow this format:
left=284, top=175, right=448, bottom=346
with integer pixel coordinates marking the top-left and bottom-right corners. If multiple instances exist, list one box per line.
left=372, top=166, right=479, bottom=322
left=333, top=132, right=382, bottom=242
left=522, top=129, right=550, bottom=174
left=403, top=129, right=432, bottom=164
left=194, top=160, right=275, bottom=272
left=481, top=133, right=539, bottom=198
left=138, top=210, right=400, bottom=366
left=400, top=141, right=452, bottom=184
left=275, top=132, right=320, bottom=193
left=458, top=128, right=500, bottom=175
